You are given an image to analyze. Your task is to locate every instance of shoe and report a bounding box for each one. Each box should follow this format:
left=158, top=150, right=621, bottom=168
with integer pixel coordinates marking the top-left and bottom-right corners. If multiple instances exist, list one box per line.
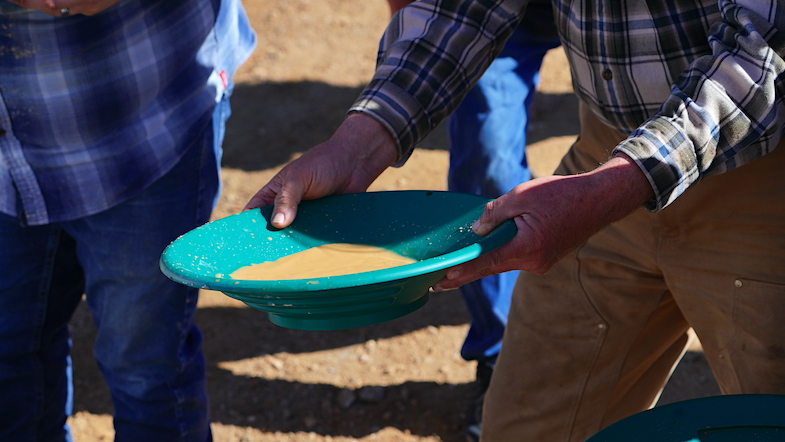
left=465, top=360, right=494, bottom=442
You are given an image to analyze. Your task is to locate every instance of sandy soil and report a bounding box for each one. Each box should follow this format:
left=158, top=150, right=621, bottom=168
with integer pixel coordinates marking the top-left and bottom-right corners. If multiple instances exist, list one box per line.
left=66, top=1, right=720, bottom=441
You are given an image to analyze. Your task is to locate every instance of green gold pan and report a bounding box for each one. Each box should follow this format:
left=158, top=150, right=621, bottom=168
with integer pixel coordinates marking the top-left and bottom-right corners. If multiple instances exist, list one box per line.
left=160, top=190, right=516, bottom=330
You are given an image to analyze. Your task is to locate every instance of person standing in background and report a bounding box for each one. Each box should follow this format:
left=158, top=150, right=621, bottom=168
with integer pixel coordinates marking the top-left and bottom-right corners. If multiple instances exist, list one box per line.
left=385, top=2, right=560, bottom=440
left=0, top=0, right=255, bottom=440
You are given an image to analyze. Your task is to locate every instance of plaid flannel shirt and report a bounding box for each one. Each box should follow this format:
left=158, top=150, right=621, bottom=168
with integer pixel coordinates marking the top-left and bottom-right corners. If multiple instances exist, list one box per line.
left=350, top=0, right=785, bottom=211
left=0, top=0, right=255, bottom=225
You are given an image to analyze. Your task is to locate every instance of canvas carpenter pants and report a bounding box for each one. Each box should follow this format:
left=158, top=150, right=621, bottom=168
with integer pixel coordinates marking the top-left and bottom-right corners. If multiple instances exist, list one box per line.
left=482, top=104, right=785, bottom=441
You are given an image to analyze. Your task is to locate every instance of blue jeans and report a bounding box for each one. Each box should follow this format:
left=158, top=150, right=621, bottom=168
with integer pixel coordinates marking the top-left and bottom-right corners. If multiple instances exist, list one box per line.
left=448, top=24, right=561, bottom=363
left=0, top=118, right=220, bottom=441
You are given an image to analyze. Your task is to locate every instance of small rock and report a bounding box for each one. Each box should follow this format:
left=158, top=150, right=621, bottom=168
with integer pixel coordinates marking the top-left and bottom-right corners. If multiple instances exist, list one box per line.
left=268, top=356, right=284, bottom=371
left=358, top=386, right=385, bottom=403
left=337, top=388, right=356, bottom=408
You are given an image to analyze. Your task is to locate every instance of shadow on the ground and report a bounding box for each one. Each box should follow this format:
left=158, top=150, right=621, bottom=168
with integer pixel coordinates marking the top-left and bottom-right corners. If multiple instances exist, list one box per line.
left=657, top=351, right=722, bottom=406
left=197, top=290, right=469, bottom=360
left=222, top=81, right=364, bottom=171
left=222, top=80, right=580, bottom=171
left=527, top=89, right=581, bottom=144
left=206, top=376, right=475, bottom=442
left=69, top=284, right=720, bottom=442
left=68, top=289, right=479, bottom=441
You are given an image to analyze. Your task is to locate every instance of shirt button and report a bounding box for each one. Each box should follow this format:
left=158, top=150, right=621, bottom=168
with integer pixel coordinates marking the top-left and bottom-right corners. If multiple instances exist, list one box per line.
left=0, top=128, right=6, bottom=136
left=601, top=68, right=613, bottom=81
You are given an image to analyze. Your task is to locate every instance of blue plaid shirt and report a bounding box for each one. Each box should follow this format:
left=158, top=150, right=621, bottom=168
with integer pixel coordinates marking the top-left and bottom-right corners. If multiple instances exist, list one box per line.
left=0, top=0, right=255, bottom=225
left=351, top=0, right=785, bottom=211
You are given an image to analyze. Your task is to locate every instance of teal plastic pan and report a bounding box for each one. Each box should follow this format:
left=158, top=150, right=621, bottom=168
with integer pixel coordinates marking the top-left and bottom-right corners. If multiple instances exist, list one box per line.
left=586, top=394, right=785, bottom=442
left=160, top=190, right=517, bottom=330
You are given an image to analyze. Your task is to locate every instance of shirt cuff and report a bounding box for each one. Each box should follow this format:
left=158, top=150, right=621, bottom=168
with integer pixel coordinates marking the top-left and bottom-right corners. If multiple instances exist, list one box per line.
left=612, top=116, right=701, bottom=212
left=348, top=79, right=434, bottom=167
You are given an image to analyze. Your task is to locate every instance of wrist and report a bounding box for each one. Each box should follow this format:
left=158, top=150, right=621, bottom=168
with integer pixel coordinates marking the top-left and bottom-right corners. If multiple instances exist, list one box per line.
left=588, top=154, right=655, bottom=222
left=335, top=113, right=399, bottom=167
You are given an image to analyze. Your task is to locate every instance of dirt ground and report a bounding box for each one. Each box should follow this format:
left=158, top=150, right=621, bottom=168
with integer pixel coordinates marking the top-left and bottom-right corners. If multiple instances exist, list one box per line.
left=66, top=1, right=721, bottom=441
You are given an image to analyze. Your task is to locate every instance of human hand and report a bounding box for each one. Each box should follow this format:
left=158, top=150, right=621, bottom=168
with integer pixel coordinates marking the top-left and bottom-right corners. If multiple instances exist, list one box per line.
left=8, top=0, right=122, bottom=17
left=433, top=155, right=654, bottom=290
left=243, top=113, right=399, bottom=229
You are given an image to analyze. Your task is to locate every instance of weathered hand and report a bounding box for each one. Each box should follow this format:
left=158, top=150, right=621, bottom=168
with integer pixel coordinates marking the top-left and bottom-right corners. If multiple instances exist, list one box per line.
left=243, top=113, right=399, bottom=229
left=8, top=0, right=122, bottom=16
left=433, top=155, right=654, bottom=290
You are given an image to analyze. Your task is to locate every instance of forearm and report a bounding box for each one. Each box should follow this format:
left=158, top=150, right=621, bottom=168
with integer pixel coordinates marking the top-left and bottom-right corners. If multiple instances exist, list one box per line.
left=332, top=112, right=399, bottom=173
left=579, top=154, right=655, bottom=231
left=436, top=153, right=654, bottom=288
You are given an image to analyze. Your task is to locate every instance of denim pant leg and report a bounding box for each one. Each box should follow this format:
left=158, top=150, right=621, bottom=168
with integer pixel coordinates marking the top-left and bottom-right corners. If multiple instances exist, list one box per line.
left=60, top=124, right=219, bottom=442
left=447, top=26, right=561, bottom=362
left=0, top=216, right=84, bottom=442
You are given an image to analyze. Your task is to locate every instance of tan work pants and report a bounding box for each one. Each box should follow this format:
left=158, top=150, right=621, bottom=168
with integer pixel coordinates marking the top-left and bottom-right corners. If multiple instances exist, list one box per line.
left=482, top=104, right=785, bottom=441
